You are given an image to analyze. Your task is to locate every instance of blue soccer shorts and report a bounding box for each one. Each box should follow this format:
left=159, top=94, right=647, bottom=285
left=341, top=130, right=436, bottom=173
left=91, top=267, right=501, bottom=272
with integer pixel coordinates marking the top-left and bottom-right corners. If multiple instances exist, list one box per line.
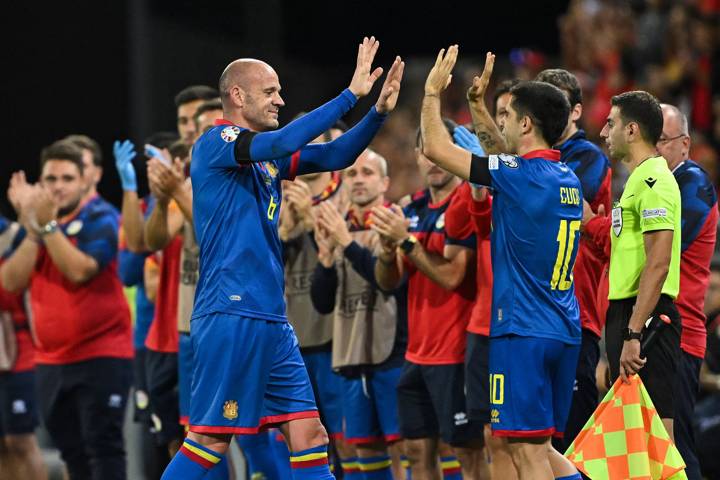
left=488, top=335, right=580, bottom=439
left=301, top=349, right=344, bottom=438
left=188, top=314, right=318, bottom=434
left=343, top=367, right=402, bottom=445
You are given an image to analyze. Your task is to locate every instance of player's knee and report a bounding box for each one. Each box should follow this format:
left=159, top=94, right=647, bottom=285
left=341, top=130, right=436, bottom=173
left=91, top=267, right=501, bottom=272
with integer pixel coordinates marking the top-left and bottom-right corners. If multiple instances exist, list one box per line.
left=405, top=439, right=436, bottom=468
left=507, top=439, right=547, bottom=464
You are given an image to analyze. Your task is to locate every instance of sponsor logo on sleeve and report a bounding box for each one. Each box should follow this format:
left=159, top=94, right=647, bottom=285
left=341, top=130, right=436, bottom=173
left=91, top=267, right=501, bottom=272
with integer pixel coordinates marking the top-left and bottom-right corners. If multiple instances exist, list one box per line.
left=488, top=155, right=499, bottom=170
left=642, top=208, right=667, bottom=219
left=612, top=206, right=623, bottom=236
left=498, top=153, right=519, bottom=168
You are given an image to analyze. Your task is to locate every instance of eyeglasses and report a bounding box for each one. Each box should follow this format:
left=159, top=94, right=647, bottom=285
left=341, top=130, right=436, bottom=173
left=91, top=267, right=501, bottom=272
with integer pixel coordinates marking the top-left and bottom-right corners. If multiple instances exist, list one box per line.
left=657, top=134, right=687, bottom=144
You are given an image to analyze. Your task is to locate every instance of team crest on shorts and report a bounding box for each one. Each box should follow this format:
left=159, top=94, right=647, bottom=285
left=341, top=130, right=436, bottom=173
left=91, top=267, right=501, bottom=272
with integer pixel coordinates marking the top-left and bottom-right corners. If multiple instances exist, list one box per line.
left=220, top=126, right=241, bottom=143
left=223, top=400, right=239, bottom=420
left=490, top=409, right=500, bottom=423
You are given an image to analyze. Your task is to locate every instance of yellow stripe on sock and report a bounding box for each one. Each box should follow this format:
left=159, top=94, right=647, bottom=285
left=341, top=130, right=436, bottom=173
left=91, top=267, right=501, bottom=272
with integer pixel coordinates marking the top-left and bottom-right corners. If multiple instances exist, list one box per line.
left=401, top=459, right=410, bottom=468
left=183, top=442, right=221, bottom=464
left=441, top=459, right=461, bottom=469
left=359, top=459, right=392, bottom=471
left=341, top=461, right=360, bottom=469
left=290, top=452, right=328, bottom=463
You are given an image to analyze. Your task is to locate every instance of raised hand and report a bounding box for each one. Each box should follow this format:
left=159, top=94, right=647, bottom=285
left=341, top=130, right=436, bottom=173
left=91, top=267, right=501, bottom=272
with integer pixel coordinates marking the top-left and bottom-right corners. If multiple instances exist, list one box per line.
left=113, top=139, right=138, bottom=192
left=348, top=36, right=384, bottom=99
left=27, top=185, right=58, bottom=228
left=284, top=180, right=314, bottom=230
left=370, top=204, right=410, bottom=245
left=375, top=56, right=405, bottom=114
left=424, top=45, right=459, bottom=96
left=467, top=52, right=496, bottom=104
left=7, top=171, right=33, bottom=215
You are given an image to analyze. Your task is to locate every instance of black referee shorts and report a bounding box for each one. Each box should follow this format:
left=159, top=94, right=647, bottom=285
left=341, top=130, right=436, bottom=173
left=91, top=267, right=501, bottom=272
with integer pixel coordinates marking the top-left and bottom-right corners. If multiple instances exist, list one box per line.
left=605, top=294, right=681, bottom=418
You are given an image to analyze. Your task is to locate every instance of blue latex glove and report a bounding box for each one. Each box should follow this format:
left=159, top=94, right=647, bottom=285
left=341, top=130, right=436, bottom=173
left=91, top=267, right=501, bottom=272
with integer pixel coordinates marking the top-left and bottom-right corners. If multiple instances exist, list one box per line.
left=453, top=125, right=486, bottom=157
left=113, top=140, right=137, bottom=192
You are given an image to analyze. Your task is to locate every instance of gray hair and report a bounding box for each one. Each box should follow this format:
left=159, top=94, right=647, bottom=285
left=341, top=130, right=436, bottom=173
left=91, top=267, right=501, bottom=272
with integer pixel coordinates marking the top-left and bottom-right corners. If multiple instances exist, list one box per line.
left=660, top=103, right=689, bottom=136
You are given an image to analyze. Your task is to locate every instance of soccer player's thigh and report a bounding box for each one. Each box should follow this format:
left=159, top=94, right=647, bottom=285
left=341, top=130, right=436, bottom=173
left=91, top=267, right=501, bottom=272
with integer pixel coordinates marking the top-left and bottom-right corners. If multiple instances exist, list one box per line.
left=423, top=363, right=481, bottom=446
left=178, top=333, right=193, bottom=425
left=132, top=349, right=152, bottom=424
left=0, top=371, right=39, bottom=437
left=305, top=349, right=343, bottom=438
left=189, top=314, right=275, bottom=431
left=396, top=361, right=439, bottom=440
left=465, top=333, right=491, bottom=424
left=343, top=375, right=383, bottom=444
left=489, top=335, right=557, bottom=435
left=640, top=299, right=682, bottom=419
left=371, top=367, right=403, bottom=443
left=263, top=323, right=321, bottom=425
left=551, top=342, right=581, bottom=437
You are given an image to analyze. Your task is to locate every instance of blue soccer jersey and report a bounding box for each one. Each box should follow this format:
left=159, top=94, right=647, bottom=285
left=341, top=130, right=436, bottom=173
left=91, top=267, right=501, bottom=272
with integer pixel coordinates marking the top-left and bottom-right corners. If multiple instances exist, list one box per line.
left=472, top=149, right=583, bottom=344
left=191, top=121, right=299, bottom=322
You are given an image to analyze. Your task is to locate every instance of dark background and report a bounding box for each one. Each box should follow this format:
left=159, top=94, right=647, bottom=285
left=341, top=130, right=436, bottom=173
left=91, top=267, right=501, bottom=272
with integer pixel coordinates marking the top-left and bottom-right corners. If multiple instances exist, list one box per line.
left=2, top=0, right=570, bottom=217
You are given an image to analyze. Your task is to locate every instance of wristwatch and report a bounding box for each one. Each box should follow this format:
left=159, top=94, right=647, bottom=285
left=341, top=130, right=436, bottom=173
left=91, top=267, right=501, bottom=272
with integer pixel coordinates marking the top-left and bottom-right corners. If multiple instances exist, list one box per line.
left=399, top=235, right=418, bottom=255
left=623, top=328, right=642, bottom=342
left=39, top=220, right=59, bottom=236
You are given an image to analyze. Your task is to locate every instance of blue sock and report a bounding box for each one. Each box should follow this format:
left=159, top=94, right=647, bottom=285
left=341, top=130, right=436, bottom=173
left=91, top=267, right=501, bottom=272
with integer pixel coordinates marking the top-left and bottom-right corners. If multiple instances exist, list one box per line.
left=556, top=474, right=582, bottom=480
left=358, top=455, right=393, bottom=479
left=440, top=455, right=462, bottom=480
left=340, top=456, right=362, bottom=479
left=290, top=444, right=335, bottom=479
left=160, top=438, right=223, bottom=480
left=237, top=432, right=284, bottom=479
left=401, top=455, right=411, bottom=479
left=204, top=456, right=229, bottom=479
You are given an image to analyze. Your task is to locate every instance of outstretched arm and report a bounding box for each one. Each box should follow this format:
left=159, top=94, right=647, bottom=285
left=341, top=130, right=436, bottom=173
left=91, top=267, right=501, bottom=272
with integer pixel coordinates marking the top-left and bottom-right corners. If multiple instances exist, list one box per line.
left=420, top=45, right=474, bottom=180
left=466, top=52, right=508, bottom=155
left=244, top=37, right=385, bottom=162
left=295, top=57, right=405, bottom=175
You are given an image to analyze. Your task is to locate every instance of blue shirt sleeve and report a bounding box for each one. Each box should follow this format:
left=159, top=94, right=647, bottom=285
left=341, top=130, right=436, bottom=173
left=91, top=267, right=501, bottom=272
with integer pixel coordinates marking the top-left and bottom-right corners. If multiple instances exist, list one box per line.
left=118, top=249, right=149, bottom=287
left=487, top=154, right=526, bottom=197
left=295, top=107, right=387, bottom=176
left=75, top=210, right=119, bottom=270
left=564, top=147, right=609, bottom=204
left=677, top=167, right=718, bottom=252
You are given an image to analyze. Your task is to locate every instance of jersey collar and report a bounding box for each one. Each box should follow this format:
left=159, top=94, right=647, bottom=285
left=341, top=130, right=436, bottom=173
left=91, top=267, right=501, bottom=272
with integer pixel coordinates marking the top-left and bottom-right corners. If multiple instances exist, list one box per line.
left=521, top=149, right=561, bottom=162
left=214, top=119, right=235, bottom=126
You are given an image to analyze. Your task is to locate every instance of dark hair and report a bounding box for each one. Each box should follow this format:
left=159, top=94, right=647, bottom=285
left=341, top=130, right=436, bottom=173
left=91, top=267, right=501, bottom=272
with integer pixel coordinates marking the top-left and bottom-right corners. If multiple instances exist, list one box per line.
left=168, top=140, right=191, bottom=162
left=509, top=81, right=570, bottom=147
left=611, top=91, right=663, bottom=145
left=64, top=134, right=102, bottom=166
left=144, top=132, right=180, bottom=151
left=174, top=85, right=219, bottom=108
left=492, top=79, right=521, bottom=116
left=40, top=139, right=84, bottom=174
left=535, top=69, right=582, bottom=106
left=193, top=99, right=223, bottom=122
left=416, top=118, right=458, bottom=148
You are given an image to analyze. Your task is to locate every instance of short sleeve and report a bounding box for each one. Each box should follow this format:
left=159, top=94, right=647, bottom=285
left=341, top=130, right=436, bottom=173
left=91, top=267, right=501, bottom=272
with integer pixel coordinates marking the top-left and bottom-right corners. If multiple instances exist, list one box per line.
left=487, top=153, right=525, bottom=197
left=637, top=176, right=677, bottom=233
left=75, top=210, right=119, bottom=270
left=197, top=126, right=255, bottom=170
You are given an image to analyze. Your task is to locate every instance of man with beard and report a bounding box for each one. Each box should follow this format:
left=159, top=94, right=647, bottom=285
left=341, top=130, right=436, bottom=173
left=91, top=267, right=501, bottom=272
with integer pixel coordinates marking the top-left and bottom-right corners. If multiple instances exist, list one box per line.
left=583, top=91, right=682, bottom=443
left=0, top=139, right=133, bottom=479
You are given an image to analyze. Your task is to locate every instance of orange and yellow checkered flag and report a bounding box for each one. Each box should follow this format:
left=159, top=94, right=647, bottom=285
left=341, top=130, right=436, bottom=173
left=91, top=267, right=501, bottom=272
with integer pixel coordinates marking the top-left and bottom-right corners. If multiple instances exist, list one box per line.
left=565, top=375, right=687, bottom=479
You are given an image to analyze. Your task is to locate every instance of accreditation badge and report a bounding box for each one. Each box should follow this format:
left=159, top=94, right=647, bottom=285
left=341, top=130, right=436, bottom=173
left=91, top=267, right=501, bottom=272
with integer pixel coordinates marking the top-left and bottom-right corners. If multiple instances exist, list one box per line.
left=611, top=204, right=623, bottom=237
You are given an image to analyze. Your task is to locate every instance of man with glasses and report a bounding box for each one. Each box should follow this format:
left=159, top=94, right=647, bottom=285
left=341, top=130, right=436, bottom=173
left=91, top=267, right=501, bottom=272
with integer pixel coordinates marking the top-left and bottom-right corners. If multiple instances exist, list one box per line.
left=656, top=104, right=718, bottom=480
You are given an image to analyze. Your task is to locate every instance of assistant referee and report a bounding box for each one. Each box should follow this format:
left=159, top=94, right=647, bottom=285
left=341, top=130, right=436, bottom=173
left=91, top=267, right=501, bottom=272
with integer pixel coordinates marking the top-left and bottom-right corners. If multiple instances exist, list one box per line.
left=583, top=91, right=682, bottom=439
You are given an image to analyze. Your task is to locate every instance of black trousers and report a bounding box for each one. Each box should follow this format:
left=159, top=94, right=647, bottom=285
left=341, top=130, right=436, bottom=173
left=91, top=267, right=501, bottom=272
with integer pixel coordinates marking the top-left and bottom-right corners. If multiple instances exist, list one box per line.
left=673, top=351, right=702, bottom=480
left=36, top=357, right=132, bottom=480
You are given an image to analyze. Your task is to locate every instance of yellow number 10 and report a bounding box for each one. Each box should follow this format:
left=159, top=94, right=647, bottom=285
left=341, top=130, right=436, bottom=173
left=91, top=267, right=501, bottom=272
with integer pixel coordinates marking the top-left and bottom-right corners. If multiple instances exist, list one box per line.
left=550, top=219, right=581, bottom=291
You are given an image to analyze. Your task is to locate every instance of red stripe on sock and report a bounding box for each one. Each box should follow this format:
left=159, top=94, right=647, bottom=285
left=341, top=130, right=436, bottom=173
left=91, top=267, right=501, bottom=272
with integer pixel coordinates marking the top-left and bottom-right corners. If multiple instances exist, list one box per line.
left=180, top=445, right=214, bottom=469
left=443, top=466, right=462, bottom=475
left=291, top=457, right=329, bottom=469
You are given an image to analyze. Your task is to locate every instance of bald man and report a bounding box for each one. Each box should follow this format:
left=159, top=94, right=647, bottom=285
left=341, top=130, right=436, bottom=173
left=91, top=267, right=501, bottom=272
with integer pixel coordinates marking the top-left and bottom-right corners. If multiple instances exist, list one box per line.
left=657, top=104, right=718, bottom=480
left=161, top=37, right=404, bottom=480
